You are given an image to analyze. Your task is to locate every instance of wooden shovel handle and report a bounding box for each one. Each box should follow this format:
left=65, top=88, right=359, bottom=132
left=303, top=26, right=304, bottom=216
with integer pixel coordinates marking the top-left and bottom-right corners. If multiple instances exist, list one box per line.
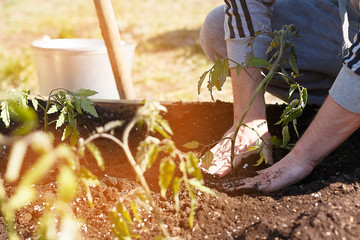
left=93, top=0, right=135, bottom=99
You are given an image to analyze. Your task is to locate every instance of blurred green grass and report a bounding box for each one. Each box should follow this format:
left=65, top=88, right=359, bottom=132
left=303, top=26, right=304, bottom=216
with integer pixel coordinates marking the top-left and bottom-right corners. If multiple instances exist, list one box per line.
left=0, top=0, right=234, bottom=102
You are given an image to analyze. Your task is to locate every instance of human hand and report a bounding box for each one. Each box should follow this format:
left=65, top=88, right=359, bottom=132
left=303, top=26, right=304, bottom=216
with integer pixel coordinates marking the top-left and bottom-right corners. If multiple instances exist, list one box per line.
left=199, top=119, right=273, bottom=177
left=221, top=153, right=314, bottom=193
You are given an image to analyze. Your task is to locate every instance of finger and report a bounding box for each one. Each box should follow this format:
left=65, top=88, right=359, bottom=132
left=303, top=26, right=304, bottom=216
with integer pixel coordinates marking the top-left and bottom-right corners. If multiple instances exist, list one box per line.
left=223, top=178, right=261, bottom=193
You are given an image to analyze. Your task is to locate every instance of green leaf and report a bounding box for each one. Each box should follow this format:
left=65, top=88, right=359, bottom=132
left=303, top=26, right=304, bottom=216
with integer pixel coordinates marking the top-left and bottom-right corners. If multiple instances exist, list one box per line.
left=62, top=124, right=73, bottom=141
left=293, top=118, right=300, bottom=138
left=154, top=125, right=170, bottom=138
left=182, top=141, right=200, bottom=149
left=202, top=151, right=213, bottom=170
left=47, top=104, right=58, bottom=114
left=189, top=178, right=217, bottom=196
left=130, top=201, right=142, bottom=223
left=287, top=84, right=297, bottom=99
left=198, top=71, right=209, bottom=94
left=9, top=186, right=36, bottom=210
left=279, top=99, right=299, bottom=120
left=109, top=208, right=132, bottom=239
left=254, top=154, right=264, bottom=166
left=70, top=128, right=80, bottom=146
left=56, top=111, right=66, bottom=129
left=57, top=165, right=77, bottom=202
left=159, top=119, right=173, bottom=136
left=31, top=98, right=39, bottom=111
left=1, top=101, right=10, bottom=127
left=186, top=153, right=202, bottom=180
left=281, top=107, right=303, bottom=126
left=86, top=142, right=105, bottom=171
left=80, top=97, right=98, bottom=117
left=247, top=57, right=270, bottom=67
left=269, top=135, right=282, bottom=147
left=116, top=202, right=133, bottom=223
left=159, top=158, right=175, bottom=197
left=78, top=167, right=100, bottom=187
left=210, top=60, right=223, bottom=90
left=75, top=89, right=98, bottom=97
left=282, top=125, right=290, bottom=146
left=300, top=87, right=308, bottom=108
left=172, top=177, right=181, bottom=212
left=218, top=58, right=230, bottom=87
left=5, top=140, right=27, bottom=183
left=289, top=45, right=299, bottom=74
left=20, top=152, right=56, bottom=187
left=73, top=97, right=82, bottom=114
left=236, top=64, right=243, bottom=77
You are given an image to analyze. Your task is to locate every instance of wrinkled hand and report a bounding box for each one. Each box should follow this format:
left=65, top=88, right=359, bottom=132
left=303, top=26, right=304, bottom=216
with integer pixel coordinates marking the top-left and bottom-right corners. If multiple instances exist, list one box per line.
left=222, top=154, right=314, bottom=193
left=199, top=119, right=273, bottom=177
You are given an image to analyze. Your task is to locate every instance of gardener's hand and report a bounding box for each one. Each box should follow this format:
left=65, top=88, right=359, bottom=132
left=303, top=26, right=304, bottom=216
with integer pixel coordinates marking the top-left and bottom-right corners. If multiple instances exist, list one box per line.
left=222, top=151, right=313, bottom=192
left=224, top=96, right=360, bottom=193
left=199, top=67, right=273, bottom=177
left=200, top=119, right=273, bottom=177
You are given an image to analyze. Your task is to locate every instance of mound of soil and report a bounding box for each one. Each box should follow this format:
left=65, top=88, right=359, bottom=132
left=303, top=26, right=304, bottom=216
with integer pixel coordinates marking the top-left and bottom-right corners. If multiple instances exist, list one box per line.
left=0, top=100, right=359, bottom=239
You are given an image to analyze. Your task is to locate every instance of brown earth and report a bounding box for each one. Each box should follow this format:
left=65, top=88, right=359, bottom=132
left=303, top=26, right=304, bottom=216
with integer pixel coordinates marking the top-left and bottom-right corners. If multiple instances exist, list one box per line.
left=0, top=101, right=360, bottom=239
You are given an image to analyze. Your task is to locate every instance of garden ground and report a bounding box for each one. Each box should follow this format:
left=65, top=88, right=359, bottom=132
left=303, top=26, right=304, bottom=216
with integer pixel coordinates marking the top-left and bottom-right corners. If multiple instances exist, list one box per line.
left=0, top=101, right=359, bottom=239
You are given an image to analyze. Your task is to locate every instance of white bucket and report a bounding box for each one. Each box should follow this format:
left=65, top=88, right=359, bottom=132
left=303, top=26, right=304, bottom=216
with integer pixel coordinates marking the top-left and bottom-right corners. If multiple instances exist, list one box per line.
left=31, top=38, right=136, bottom=100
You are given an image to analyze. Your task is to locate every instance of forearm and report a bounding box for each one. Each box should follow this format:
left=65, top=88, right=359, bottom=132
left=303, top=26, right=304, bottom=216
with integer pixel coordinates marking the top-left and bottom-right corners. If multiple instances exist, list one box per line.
left=230, top=67, right=267, bottom=123
left=292, top=96, right=360, bottom=168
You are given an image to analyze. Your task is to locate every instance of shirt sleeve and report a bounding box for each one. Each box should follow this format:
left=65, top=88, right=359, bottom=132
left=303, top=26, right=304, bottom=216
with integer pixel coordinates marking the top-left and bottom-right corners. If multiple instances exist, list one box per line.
left=224, top=0, right=274, bottom=67
left=329, top=31, right=360, bottom=114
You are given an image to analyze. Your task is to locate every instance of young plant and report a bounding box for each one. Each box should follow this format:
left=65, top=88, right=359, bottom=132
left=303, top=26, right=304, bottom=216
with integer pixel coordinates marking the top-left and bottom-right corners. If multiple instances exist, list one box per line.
left=197, top=25, right=307, bottom=173
left=0, top=88, right=98, bottom=144
left=0, top=97, right=103, bottom=240
left=80, top=100, right=215, bottom=239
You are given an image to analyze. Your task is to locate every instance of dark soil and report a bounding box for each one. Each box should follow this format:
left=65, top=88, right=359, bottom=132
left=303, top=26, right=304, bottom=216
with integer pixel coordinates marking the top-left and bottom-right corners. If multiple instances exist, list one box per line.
left=1, top=100, right=360, bottom=239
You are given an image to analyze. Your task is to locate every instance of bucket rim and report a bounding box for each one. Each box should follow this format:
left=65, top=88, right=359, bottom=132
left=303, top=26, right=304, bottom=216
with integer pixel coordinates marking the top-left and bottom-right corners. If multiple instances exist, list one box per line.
left=31, top=38, right=110, bottom=52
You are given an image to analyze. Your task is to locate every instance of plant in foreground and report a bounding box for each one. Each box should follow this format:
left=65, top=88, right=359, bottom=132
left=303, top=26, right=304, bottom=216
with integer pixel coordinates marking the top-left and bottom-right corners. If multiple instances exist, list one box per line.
left=0, top=94, right=214, bottom=239
left=81, top=100, right=215, bottom=239
left=197, top=25, right=308, bottom=172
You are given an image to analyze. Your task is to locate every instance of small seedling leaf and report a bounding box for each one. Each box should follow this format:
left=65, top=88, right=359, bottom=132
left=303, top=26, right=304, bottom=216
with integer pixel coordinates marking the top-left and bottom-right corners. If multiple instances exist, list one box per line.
left=1, top=101, right=10, bottom=127
left=282, top=125, right=290, bottom=146
left=245, top=146, right=260, bottom=153
left=236, top=64, right=243, bottom=76
left=116, top=202, right=133, bottom=223
left=47, top=104, right=58, bottom=114
left=31, top=98, right=38, bottom=111
left=173, top=177, right=181, bottom=212
left=70, top=128, right=80, bottom=146
left=189, top=178, right=217, bottom=196
left=202, top=151, right=213, bottom=170
left=159, top=158, right=175, bottom=197
left=56, top=111, right=66, bottom=129
left=182, top=141, right=200, bottom=149
left=57, top=165, right=77, bottom=202
left=247, top=57, right=270, bottom=67
left=187, top=153, right=203, bottom=180
left=5, top=140, right=27, bottom=183
left=287, top=84, right=297, bottom=99
left=254, top=154, right=265, bottom=166
left=198, top=70, right=209, bottom=94
left=62, top=124, right=73, bottom=141
left=80, top=97, right=98, bottom=117
left=9, top=185, right=36, bottom=210
left=86, top=142, right=105, bottom=171
left=75, top=89, right=98, bottom=97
